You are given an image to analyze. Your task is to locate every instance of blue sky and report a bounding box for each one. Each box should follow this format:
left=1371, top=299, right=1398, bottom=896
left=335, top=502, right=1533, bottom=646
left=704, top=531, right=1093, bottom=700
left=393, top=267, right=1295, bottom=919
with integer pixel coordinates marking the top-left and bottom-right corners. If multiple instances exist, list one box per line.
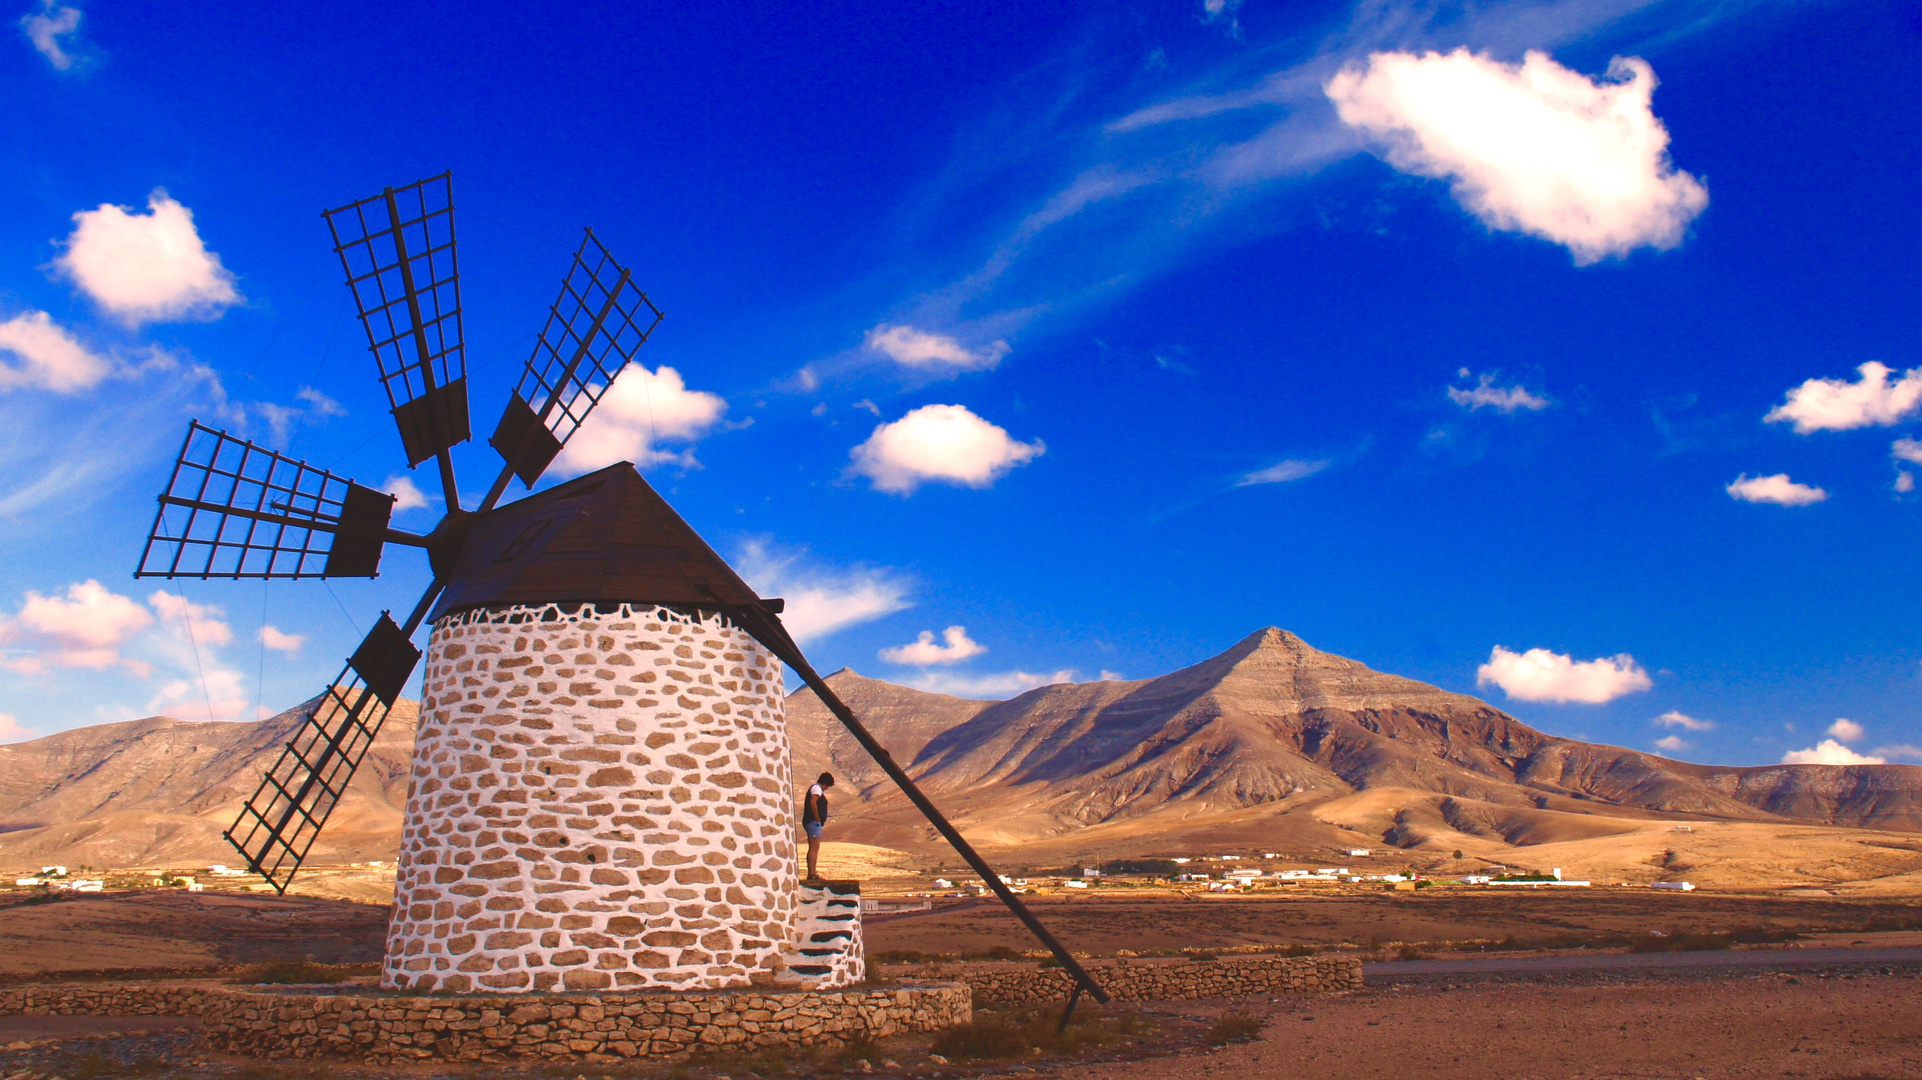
left=0, top=0, right=1917, bottom=770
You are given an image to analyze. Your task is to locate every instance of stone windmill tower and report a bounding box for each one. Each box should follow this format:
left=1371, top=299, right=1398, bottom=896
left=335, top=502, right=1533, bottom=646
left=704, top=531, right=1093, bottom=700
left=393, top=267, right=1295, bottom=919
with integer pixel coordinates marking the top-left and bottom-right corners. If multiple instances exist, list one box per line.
left=132, top=174, right=1109, bottom=1009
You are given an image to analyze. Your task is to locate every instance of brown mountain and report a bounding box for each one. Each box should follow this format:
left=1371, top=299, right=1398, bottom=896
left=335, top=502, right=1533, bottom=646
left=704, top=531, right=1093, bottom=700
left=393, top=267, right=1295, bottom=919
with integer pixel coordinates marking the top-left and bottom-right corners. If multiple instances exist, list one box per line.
left=787, top=628, right=1922, bottom=857
left=0, top=698, right=417, bottom=869
left=5, top=628, right=1919, bottom=876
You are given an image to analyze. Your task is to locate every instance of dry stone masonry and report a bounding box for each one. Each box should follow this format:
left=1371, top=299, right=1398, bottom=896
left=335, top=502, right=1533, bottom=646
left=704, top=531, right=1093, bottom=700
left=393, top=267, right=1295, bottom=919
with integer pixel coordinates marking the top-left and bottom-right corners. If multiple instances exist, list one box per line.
left=200, top=984, right=970, bottom=1064
left=939, top=954, right=1362, bottom=1008
left=385, top=603, right=844, bottom=993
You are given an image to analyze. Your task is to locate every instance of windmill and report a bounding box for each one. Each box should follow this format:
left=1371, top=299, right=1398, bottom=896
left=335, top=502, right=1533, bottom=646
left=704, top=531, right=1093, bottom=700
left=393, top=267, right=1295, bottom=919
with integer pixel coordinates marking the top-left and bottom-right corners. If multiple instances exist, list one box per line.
left=133, top=173, right=1106, bottom=1008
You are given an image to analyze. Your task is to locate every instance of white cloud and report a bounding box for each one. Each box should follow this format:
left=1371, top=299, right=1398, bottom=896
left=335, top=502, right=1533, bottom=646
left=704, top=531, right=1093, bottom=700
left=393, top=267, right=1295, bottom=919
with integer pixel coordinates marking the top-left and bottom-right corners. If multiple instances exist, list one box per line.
left=259, top=625, right=305, bottom=654
left=1871, top=744, right=1922, bottom=763
left=1237, top=459, right=1330, bottom=487
left=865, top=324, right=1009, bottom=373
left=736, top=541, right=912, bottom=645
left=554, top=364, right=728, bottom=474
left=1655, top=710, right=1713, bottom=732
left=1476, top=645, right=1652, bottom=704
left=1448, top=373, right=1550, bottom=413
left=1325, top=49, right=1707, bottom=264
left=384, top=475, right=433, bottom=514
left=1781, top=739, right=1884, bottom=766
left=18, top=0, right=81, bottom=71
left=1765, top=363, right=1922, bottom=434
left=1899, top=471, right=1916, bottom=494
left=1826, top=718, right=1865, bottom=743
left=0, top=311, right=111, bottom=393
left=0, top=711, right=32, bottom=743
left=880, top=626, right=986, bottom=667
left=905, top=668, right=1080, bottom=699
left=849, top=404, right=1044, bottom=495
left=54, top=191, right=243, bottom=325
left=0, top=580, right=154, bottom=675
left=147, top=665, right=247, bottom=721
left=1200, top=0, right=1242, bottom=37
left=1727, top=473, right=1828, bottom=507
left=1894, top=437, right=1922, bottom=465
left=1653, top=734, right=1687, bottom=753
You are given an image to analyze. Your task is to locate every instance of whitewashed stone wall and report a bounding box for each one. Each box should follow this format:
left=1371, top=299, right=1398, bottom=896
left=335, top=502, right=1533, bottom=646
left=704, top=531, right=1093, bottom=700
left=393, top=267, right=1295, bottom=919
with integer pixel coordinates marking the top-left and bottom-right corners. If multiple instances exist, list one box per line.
left=779, top=881, right=865, bottom=989
left=384, top=604, right=799, bottom=994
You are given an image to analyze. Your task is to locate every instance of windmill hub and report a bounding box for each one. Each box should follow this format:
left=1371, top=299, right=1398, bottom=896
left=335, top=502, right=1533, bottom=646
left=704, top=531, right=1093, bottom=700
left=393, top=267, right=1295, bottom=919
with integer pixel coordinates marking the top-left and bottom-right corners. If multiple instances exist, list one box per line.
left=424, top=508, right=474, bottom=581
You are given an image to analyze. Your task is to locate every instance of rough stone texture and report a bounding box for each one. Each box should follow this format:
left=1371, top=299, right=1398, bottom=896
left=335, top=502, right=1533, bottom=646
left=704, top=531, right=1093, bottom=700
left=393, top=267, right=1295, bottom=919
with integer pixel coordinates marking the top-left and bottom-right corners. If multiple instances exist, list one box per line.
left=780, top=881, right=864, bottom=988
left=940, top=955, right=1362, bottom=1007
left=385, top=604, right=800, bottom=994
left=0, top=983, right=218, bottom=1017
left=200, top=984, right=970, bottom=1063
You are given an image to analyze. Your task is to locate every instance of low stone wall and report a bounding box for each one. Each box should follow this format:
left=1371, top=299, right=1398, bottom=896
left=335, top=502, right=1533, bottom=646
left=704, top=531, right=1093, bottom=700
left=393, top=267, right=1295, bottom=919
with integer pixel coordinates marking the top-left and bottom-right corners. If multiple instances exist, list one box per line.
left=202, top=983, right=970, bottom=1064
left=940, top=955, right=1361, bottom=1008
left=0, top=982, right=218, bottom=1017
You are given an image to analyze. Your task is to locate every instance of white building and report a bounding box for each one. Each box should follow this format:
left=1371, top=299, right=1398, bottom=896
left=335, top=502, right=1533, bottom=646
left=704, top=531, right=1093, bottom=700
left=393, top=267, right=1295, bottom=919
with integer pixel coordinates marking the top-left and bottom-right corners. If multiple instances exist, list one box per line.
left=1063, top=880, right=1089, bottom=889
left=931, top=878, right=954, bottom=889
left=1344, top=848, right=1372, bottom=857
left=1650, top=881, right=1696, bottom=891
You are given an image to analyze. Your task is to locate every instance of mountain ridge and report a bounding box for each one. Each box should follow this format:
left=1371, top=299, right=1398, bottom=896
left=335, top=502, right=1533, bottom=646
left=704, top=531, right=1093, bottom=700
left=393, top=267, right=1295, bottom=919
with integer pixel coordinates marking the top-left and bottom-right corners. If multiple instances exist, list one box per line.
left=2, top=627, right=1918, bottom=872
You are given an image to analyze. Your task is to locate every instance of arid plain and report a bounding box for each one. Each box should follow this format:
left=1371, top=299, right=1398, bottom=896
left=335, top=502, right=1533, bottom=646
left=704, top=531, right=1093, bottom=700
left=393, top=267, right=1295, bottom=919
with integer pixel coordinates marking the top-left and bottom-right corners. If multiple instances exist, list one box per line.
left=4, top=628, right=1922, bottom=1078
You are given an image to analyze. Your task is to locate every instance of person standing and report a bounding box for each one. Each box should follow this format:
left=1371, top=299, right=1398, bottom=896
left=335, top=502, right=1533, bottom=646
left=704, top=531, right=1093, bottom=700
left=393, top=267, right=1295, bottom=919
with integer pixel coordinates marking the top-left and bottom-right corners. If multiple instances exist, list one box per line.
left=802, top=772, right=834, bottom=881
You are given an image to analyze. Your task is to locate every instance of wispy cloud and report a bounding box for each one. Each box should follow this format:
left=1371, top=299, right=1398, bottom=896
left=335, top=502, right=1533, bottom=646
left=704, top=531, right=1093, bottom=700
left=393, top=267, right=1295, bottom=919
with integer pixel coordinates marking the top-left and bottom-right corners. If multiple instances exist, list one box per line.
left=18, top=0, right=83, bottom=71
left=840, top=0, right=1725, bottom=366
left=554, top=365, right=730, bottom=475
left=905, top=668, right=1082, bottom=699
left=1237, top=458, right=1330, bottom=486
left=735, top=540, right=913, bottom=644
left=865, top=324, right=1009, bottom=374
left=1654, top=710, right=1713, bottom=732
left=1448, top=370, right=1550, bottom=412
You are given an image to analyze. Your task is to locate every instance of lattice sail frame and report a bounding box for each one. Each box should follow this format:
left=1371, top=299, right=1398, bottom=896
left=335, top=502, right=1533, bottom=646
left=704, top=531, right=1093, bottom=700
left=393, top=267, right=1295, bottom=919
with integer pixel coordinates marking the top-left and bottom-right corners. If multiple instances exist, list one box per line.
left=490, top=230, right=664, bottom=486
left=325, top=172, right=469, bottom=466
left=226, top=672, right=394, bottom=890
left=136, top=422, right=394, bottom=580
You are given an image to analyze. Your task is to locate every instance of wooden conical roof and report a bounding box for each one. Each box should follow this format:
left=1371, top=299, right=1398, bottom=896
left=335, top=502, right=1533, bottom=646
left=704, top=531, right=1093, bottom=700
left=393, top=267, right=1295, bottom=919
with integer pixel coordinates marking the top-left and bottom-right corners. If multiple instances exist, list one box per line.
left=428, top=463, right=803, bottom=667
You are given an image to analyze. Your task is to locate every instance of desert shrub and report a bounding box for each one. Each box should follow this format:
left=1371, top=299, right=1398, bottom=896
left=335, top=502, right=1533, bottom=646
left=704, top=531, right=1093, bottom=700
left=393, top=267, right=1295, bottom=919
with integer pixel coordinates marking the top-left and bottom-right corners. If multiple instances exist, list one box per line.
left=871, top=949, right=931, bottom=964
left=1204, top=1010, right=1265, bottom=1045
left=1397, top=945, right=1428, bottom=961
left=1627, top=932, right=1732, bottom=953
left=930, top=1005, right=1133, bottom=1061
left=1186, top=952, right=1218, bottom=962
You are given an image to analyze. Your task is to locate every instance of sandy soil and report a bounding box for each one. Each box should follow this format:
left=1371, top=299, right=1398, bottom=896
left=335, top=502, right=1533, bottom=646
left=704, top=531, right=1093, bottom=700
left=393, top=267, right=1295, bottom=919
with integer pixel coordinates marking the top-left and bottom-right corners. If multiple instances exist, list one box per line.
left=868, top=890, right=1922, bottom=957
left=9, top=886, right=1922, bottom=979
left=0, top=890, right=387, bottom=976
left=1055, top=968, right=1922, bottom=1080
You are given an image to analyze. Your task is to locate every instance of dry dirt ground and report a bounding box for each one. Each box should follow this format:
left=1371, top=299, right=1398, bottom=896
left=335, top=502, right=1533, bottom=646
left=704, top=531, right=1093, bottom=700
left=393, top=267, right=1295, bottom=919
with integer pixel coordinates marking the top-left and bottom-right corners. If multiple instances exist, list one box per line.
left=3, top=955, right=1921, bottom=1080
left=8, top=890, right=1922, bottom=1079
left=865, top=889, right=1922, bottom=957
left=8, top=887, right=1922, bottom=978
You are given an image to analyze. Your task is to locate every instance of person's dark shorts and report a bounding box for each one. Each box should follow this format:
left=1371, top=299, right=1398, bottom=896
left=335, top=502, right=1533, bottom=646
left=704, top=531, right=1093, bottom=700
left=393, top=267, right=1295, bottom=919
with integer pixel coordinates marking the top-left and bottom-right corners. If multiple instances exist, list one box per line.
left=805, top=821, right=823, bottom=839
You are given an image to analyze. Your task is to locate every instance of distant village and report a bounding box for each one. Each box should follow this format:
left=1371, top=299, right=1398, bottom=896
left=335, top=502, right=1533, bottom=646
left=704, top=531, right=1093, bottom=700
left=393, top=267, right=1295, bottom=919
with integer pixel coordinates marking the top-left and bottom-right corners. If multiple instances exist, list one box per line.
left=7, top=843, right=1703, bottom=904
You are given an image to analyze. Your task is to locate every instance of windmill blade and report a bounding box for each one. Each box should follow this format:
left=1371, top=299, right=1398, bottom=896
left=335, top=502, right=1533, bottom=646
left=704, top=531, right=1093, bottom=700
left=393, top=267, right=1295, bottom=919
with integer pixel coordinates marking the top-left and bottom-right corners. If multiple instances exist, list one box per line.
left=224, top=613, right=422, bottom=892
left=486, top=229, right=663, bottom=499
left=324, top=172, right=470, bottom=475
left=135, top=422, right=424, bottom=580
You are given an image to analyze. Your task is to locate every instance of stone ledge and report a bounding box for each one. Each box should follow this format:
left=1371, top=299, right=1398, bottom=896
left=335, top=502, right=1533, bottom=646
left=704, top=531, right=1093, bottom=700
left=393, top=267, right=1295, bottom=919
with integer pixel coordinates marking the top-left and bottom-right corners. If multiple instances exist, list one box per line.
left=935, top=954, right=1362, bottom=1008
left=202, top=982, right=968, bottom=1063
